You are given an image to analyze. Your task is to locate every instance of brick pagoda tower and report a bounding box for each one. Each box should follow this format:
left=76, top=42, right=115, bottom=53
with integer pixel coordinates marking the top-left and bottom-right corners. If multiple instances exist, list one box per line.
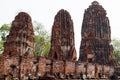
left=79, top=1, right=117, bottom=66
left=3, top=12, right=34, bottom=79
left=49, top=9, right=76, bottom=61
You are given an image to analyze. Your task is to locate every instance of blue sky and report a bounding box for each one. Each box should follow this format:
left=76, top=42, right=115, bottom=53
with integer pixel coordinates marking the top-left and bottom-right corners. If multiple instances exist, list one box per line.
left=0, top=0, right=120, bottom=57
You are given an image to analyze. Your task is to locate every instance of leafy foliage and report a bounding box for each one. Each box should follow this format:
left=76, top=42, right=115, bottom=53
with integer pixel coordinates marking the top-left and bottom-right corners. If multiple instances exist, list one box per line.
left=112, top=39, right=120, bottom=65
left=0, top=24, right=11, bottom=53
left=33, top=21, right=50, bottom=57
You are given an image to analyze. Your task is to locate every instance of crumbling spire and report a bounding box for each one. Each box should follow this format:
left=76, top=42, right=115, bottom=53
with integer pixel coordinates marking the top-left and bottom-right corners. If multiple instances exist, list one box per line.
left=79, top=1, right=117, bottom=66
left=3, top=12, right=34, bottom=79
left=4, top=12, right=34, bottom=57
left=49, top=9, right=76, bottom=61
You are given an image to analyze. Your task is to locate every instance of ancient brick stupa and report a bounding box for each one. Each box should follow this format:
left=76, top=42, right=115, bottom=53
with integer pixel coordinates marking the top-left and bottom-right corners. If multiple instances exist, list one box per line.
left=49, top=9, right=76, bottom=61
left=3, top=12, right=34, bottom=79
left=0, top=3, right=119, bottom=79
left=4, top=12, right=34, bottom=57
left=79, top=1, right=117, bottom=66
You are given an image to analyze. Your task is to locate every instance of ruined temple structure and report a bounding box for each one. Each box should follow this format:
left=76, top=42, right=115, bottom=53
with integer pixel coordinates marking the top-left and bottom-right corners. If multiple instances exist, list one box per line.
left=79, top=1, right=117, bottom=66
left=49, top=9, right=76, bottom=61
left=4, top=12, right=34, bottom=57
left=0, top=1, right=119, bottom=80
left=1, top=12, right=35, bottom=79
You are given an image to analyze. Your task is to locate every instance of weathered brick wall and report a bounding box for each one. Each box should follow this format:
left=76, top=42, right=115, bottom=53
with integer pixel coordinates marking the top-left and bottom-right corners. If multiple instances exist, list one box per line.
left=21, top=57, right=114, bottom=79
left=33, top=57, right=114, bottom=79
left=2, top=55, right=114, bottom=79
left=53, top=60, right=64, bottom=74
left=20, top=56, right=37, bottom=79
left=37, top=57, right=52, bottom=78
left=3, top=56, right=19, bottom=78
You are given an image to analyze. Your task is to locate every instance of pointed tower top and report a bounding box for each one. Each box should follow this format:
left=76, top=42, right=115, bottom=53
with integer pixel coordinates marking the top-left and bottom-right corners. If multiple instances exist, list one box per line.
left=54, top=9, right=72, bottom=29
left=92, top=1, right=99, bottom=5
left=15, top=12, right=32, bottom=23
left=55, top=9, right=71, bottom=20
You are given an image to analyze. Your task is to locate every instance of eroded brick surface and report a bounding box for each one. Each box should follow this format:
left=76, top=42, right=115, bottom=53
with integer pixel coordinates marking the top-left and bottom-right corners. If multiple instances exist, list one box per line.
left=79, top=1, right=117, bottom=66
left=49, top=9, right=77, bottom=61
left=0, top=1, right=119, bottom=80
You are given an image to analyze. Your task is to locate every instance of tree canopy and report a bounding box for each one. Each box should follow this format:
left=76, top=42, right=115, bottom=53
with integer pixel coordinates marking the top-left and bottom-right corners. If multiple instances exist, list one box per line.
left=0, top=24, right=11, bottom=53
left=33, top=21, right=50, bottom=57
left=112, top=39, right=120, bottom=65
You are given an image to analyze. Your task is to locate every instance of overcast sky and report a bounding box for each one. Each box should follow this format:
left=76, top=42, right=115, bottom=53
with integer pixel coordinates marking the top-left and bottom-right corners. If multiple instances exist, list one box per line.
left=0, top=0, right=120, bottom=57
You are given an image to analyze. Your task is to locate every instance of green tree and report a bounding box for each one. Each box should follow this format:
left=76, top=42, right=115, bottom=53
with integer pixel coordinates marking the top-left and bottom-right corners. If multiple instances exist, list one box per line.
left=112, top=39, right=120, bottom=65
left=33, top=21, right=50, bottom=57
left=0, top=24, right=11, bottom=53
